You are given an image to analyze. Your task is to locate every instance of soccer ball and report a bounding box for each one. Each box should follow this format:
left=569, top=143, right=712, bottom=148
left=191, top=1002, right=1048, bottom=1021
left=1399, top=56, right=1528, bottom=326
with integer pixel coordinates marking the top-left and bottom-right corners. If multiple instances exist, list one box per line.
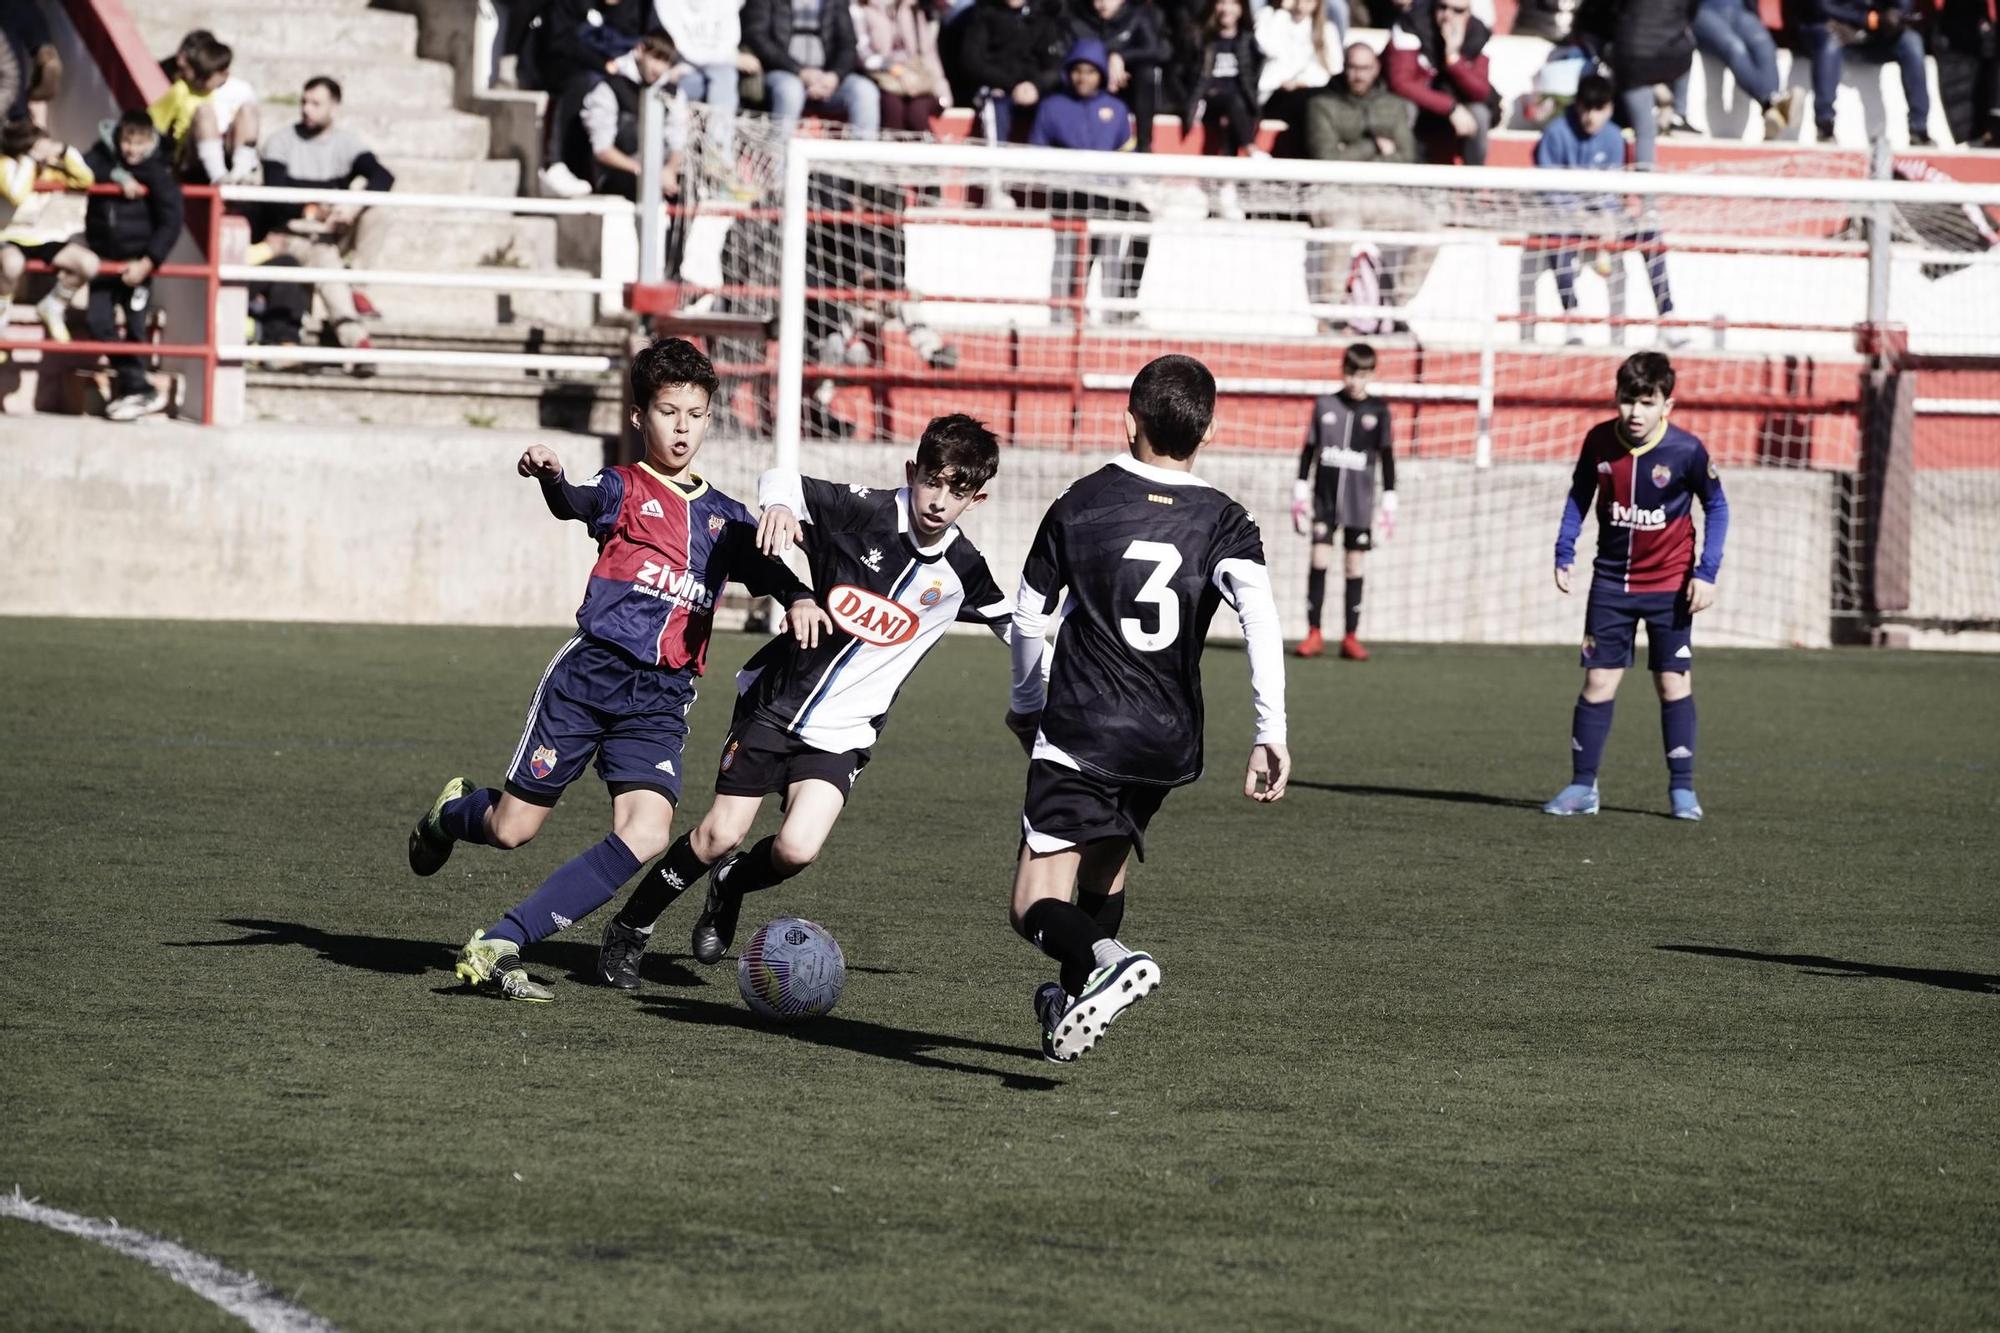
left=737, top=917, right=845, bottom=1021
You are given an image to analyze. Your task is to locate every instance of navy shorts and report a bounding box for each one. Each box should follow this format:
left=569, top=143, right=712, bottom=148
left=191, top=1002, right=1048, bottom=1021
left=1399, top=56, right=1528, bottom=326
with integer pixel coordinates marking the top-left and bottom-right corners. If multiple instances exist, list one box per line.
left=504, top=635, right=694, bottom=806
left=1021, top=760, right=1171, bottom=861
left=714, top=715, right=869, bottom=806
left=1582, top=587, right=1692, bottom=673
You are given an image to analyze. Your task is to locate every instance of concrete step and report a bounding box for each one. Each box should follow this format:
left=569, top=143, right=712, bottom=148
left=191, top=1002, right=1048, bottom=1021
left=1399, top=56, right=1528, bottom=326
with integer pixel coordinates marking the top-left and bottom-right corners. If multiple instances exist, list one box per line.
left=364, top=323, right=628, bottom=352
left=257, top=104, right=489, bottom=159
left=352, top=278, right=603, bottom=328
left=376, top=157, right=520, bottom=196
left=134, top=6, right=419, bottom=61
left=353, top=210, right=558, bottom=271
left=244, top=370, right=623, bottom=434
left=234, top=56, right=455, bottom=112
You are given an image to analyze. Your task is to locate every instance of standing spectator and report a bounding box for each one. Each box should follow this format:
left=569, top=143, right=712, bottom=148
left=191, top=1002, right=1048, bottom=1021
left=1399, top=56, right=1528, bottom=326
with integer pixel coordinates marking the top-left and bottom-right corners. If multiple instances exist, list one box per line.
left=1798, top=0, right=1934, bottom=143
left=1932, top=0, right=2000, bottom=147
left=958, top=0, right=1070, bottom=141
left=1577, top=0, right=1697, bottom=167
left=1068, top=0, right=1175, bottom=149
left=655, top=0, right=749, bottom=155
left=857, top=0, right=955, bottom=133
left=1384, top=0, right=1496, bottom=164
left=1304, top=45, right=1427, bottom=328
left=743, top=0, right=883, bottom=137
left=1, top=117, right=98, bottom=343
left=1257, top=0, right=1345, bottom=154
left=1671, top=0, right=1807, bottom=141
left=83, top=112, right=182, bottom=421
left=256, top=78, right=394, bottom=366
left=1187, top=0, right=1265, bottom=218
left=1520, top=74, right=1684, bottom=347
left=1030, top=39, right=1147, bottom=320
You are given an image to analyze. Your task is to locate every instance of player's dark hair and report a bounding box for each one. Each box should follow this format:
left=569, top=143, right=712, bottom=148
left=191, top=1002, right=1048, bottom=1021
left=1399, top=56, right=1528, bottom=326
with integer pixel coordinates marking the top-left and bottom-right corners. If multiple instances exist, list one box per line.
left=116, top=109, right=158, bottom=144
left=176, top=29, right=216, bottom=58
left=1128, top=354, right=1215, bottom=460
left=915, top=414, right=999, bottom=492
left=185, top=37, right=231, bottom=82
left=304, top=75, right=343, bottom=102
left=1, top=117, right=42, bottom=156
left=630, top=335, right=719, bottom=406
left=1342, top=342, right=1377, bottom=376
left=1616, top=351, right=1676, bottom=401
left=1574, top=74, right=1615, bottom=112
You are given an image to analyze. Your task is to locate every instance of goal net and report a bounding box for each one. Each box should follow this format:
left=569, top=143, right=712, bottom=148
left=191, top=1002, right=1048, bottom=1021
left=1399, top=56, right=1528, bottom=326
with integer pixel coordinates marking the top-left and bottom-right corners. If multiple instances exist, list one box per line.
left=663, top=120, right=2000, bottom=647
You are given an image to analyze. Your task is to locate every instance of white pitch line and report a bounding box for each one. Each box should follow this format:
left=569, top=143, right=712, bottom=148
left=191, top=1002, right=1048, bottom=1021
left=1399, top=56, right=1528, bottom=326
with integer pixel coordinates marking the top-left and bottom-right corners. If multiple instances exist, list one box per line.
left=0, top=1188, right=340, bottom=1333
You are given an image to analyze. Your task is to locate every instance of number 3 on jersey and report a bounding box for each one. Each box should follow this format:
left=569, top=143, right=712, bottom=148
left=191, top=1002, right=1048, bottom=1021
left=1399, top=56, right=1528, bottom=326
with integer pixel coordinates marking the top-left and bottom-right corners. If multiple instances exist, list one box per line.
left=1119, top=540, right=1183, bottom=651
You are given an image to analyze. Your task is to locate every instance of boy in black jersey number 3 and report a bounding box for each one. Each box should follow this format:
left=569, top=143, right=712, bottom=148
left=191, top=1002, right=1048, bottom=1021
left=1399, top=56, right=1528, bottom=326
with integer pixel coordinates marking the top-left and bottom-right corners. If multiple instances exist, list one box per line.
left=1007, top=355, right=1291, bottom=1062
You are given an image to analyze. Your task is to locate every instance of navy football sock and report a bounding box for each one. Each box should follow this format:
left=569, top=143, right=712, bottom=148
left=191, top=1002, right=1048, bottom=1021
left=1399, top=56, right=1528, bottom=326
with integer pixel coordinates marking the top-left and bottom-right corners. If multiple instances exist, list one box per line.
left=1571, top=697, right=1615, bottom=786
left=1661, top=695, right=1697, bottom=791
left=1076, top=888, right=1126, bottom=940
left=488, top=833, right=643, bottom=948
left=1306, top=568, right=1326, bottom=630
left=1020, top=898, right=1109, bottom=997
left=440, top=787, right=500, bottom=845
left=614, top=834, right=712, bottom=931
left=1344, top=576, right=1364, bottom=636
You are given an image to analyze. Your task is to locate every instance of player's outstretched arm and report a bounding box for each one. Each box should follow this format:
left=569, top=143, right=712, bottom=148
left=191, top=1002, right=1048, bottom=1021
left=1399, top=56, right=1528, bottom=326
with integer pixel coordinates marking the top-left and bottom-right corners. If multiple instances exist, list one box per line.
left=783, top=596, right=830, bottom=648
left=757, top=505, right=804, bottom=556
left=518, top=444, right=562, bottom=480
left=1555, top=564, right=1572, bottom=595
left=521, top=446, right=614, bottom=524
left=1246, top=742, right=1290, bottom=802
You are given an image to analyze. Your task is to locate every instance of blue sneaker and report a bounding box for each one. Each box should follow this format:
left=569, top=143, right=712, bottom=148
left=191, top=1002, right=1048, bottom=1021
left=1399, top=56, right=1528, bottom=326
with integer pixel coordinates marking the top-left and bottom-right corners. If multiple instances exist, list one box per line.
left=1541, top=783, right=1600, bottom=816
left=1670, top=789, right=1704, bottom=821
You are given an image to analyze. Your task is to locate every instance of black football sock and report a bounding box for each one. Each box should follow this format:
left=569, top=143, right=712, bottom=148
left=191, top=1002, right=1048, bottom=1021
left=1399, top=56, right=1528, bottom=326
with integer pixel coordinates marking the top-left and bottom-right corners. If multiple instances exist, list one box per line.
left=1076, top=888, right=1126, bottom=940
left=722, top=835, right=800, bottom=897
left=1344, top=576, right=1364, bottom=636
left=1020, top=898, right=1109, bottom=997
left=1306, top=568, right=1326, bottom=630
left=614, top=834, right=713, bottom=931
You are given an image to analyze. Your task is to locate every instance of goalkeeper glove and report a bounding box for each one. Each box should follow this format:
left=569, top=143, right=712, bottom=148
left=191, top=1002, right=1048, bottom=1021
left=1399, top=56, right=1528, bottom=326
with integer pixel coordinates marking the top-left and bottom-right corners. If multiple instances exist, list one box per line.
left=1291, top=478, right=1311, bottom=535
left=1378, top=490, right=1398, bottom=541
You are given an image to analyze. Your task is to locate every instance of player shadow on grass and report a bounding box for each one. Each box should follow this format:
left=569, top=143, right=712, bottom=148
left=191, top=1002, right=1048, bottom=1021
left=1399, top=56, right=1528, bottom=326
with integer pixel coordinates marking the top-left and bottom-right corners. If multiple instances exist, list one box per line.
left=1657, top=944, right=2000, bottom=995
left=634, top=993, right=1063, bottom=1092
left=168, top=917, right=706, bottom=990
left=1291, top=779, right=1658, bottom=817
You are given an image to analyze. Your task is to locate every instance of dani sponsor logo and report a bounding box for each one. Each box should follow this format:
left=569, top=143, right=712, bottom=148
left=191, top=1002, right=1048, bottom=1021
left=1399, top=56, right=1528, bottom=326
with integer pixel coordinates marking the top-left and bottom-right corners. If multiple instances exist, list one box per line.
left=829, top=584, right=920, bottom=646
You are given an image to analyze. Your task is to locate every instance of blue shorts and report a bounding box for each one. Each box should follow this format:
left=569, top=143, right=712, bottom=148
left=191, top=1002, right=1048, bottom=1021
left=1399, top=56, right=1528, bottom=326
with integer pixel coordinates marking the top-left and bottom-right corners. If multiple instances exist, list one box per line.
left=1582, top=587, right=1692, bottom=673
left=504, top=635, right=694, bottom=806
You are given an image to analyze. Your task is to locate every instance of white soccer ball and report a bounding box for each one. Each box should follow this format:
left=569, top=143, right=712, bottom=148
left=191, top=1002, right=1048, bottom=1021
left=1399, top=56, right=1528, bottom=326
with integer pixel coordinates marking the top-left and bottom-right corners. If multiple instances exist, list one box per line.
left=737, top=917, right=845, bottom=1021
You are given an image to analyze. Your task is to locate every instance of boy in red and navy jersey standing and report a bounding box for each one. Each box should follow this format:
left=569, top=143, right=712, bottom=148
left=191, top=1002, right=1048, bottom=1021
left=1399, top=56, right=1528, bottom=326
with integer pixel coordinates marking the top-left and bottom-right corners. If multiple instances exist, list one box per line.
left=406, top=337, right=828, bottom=1002
left=1545, top=352, right=1729, bottom=821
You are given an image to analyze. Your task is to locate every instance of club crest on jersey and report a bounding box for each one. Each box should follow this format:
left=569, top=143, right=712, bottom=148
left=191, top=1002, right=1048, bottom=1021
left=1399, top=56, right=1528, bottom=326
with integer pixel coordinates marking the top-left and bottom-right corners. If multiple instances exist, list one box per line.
left=1362, top=414, right=1378, bottom=430
left=529, top=746, right=558, bottom=778
left=708, top=513, right=726, bottom=535
left=829, top=584, right=919, bottom=646
left=1651, top=464, right=1672, bottom=488
left=919, top=582, right=943, bottom=607
left=720, top=739, right=739, bottom=772
left=640, top=498, right=666, bottom=518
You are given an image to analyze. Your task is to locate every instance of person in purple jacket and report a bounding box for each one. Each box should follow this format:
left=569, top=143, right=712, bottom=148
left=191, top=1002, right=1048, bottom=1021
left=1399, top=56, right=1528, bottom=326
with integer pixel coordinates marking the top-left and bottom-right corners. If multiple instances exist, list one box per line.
left=1031, top=38, right=1147, bottom=323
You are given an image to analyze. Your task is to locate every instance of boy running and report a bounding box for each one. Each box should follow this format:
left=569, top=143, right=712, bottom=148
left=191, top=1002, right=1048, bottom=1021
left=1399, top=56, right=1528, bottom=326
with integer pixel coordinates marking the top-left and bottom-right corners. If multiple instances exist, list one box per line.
left=1544, top=351, right=1728, bottom=821
left=597, top=414, right=1019, bottom=984
left=406, top=337, right=826, bottom=1001
left=1006, top=354, right=1291, bottom=1062
left=1292, top=341, right=1397, bottom=660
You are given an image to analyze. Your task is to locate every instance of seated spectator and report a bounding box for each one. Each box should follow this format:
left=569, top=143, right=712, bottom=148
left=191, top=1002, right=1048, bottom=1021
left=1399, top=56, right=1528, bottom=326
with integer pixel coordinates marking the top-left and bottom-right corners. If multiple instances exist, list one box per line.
left=83, top=112, right=182, bottom=421
left=1933, top=0, right=2000, bottom=147
left=165, top=31, right=261, bottom=182
left=0, top=117, right=98, bottom=344
left=1385, top=0, right=1494, bottom=164
left=1520, top=74, right=1684, bottom=347
left=1671, top=0, right=1806, bottom=142
left=1068, top=0, right=1173, bottom=150
left=580, top=34, right=691, bottom=195
left=1187, top=0, right=1264, bottom=217
left=743, top=0, right=882, bottom=138
left=255, top=78, right=393, bottom=369
left=656, top=0, right=750, bottom=154
left=0, top=3, right=59, bottom=126
left=148, top=33, right=257, bottom=184
left=535, top=0, right=659, bottom=96
left=1304, top=45, right=1426, bottom=328
left=1576, top=0, right=1696, bottom=167
left=1256, top=0, right=1345, bottom=156
left=1030, top=39, right=1145, bottom=319
left=958, top=0, right=1069, bottom=141
left=1797, top=0, right=1933, bottom=145
left=857, top=0, right=955, bottom=133
left=1305, top=40, right=1413, bottom=162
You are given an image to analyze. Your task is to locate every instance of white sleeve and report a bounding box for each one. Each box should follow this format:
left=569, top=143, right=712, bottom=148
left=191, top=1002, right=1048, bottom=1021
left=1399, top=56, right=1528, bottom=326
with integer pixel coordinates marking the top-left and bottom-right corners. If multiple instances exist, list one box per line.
left=581, top=84, right=620, bottom=154
left=1214, top=557, right=1287, bottom=747
left=756, top=468, right=810, bottom=522
left=1009, top=578, right=1055, bottom=714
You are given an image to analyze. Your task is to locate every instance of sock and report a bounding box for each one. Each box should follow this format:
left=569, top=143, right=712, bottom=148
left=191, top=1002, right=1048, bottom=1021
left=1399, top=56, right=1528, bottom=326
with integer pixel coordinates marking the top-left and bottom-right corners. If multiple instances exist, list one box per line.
left=1021, top=898, right=1109, bottom=997
left=195, top=136, right=227, bottom=184
left=487, top=833, right=642, bottom=947
left=1661, top=694, right=1697, bottom=792
left=720, top=835, right=802, bottom=898
left=1091, top=938, right=1132, bottom=970
left=1344, top=576, right=1363, bottom=636
left=1306, top=568, right=1326, bottom=630
left=439, top=787, right=500, bottom=846
left=1076, top=889, right=1125, bottom=939
left=230, top=144, right=259, bottom=180
left=614, top=833, right=714, bottom=931
left=1571, top=697, right=1615, bottom=787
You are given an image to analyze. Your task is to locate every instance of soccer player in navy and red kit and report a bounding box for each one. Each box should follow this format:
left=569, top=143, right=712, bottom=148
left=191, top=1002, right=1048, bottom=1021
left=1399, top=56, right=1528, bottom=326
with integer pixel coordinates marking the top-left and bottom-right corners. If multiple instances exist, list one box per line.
left=1545, top=352, right=1729, bottom=821
left=404, top=338, right=827, bottom=1002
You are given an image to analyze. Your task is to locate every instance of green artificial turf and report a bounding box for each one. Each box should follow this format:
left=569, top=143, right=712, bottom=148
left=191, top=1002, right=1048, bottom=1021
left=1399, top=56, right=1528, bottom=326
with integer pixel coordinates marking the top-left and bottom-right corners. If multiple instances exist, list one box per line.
left=2, top=619, right=1994, bottom=1330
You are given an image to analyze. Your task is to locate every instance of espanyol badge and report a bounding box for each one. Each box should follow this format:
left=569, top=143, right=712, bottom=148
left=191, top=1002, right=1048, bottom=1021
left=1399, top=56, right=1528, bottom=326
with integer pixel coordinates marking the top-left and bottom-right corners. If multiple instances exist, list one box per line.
left=1362, top=414, right=1378, bottom=429
left=530, top=746, right=558, bottom=779
left=1652, top=464, right=1672, bottom=488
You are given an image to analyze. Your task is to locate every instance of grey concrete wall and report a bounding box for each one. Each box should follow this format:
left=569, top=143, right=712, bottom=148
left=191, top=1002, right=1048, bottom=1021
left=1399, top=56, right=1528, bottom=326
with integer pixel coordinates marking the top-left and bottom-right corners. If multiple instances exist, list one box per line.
left=2, top=420, right=1835, bottom=648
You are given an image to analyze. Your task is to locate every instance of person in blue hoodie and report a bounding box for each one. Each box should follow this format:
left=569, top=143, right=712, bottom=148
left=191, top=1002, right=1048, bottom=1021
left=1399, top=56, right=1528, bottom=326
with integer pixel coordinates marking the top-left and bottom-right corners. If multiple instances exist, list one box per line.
left=1031, top=38, right=1148, bottom=323
left=1520, top=74, right=1681, bottom=349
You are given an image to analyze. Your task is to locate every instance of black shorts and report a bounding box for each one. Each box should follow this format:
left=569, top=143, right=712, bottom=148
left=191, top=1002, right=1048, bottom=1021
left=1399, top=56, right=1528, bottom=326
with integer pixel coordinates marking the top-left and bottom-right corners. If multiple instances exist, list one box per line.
left=1021, top=760, right=1170, bottom=861
left=8, top=240, right=67, bottom=264
left=714, top=717, right=869, bottom=805
left=1309, top=512, right=1372, bottom=551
